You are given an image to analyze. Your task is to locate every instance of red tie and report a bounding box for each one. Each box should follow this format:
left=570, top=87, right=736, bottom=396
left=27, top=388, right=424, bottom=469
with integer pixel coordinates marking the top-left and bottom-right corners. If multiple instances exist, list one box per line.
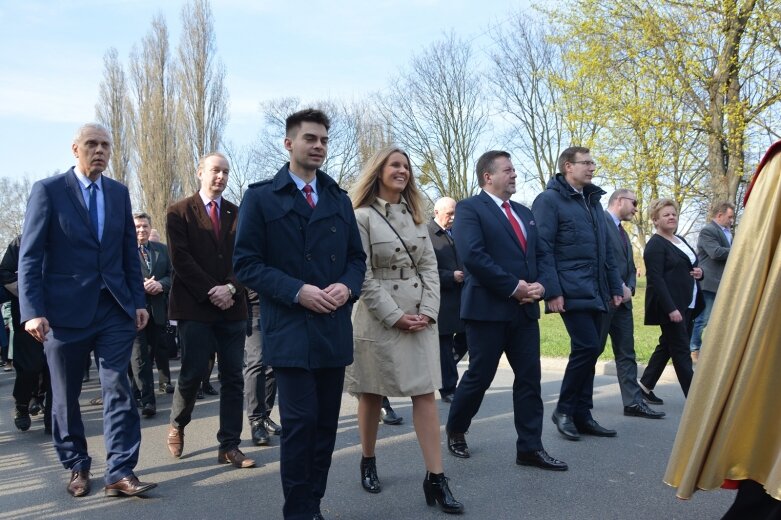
left=208, top=201, right=221, bottom=240
left=501, top=201, right=527, bottom=253
left=303, top=184, right=315, bottom=209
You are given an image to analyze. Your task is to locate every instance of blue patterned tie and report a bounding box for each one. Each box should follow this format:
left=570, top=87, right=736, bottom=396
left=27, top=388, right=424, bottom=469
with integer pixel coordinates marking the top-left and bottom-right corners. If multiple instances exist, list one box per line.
left=88, top=183, right=99, bottom=239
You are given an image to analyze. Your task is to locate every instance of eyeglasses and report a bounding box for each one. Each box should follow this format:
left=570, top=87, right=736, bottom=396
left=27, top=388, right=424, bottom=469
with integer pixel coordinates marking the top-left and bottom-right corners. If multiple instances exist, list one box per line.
left=570, top=160, right=597, bottom=167
left=620, top=197, right=638, bottom=207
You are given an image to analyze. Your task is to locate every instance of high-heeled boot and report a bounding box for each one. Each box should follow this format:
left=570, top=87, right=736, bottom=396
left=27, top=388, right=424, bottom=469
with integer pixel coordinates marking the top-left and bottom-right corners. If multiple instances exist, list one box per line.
left=360, top=456, right=381, bottom=493
left=423, top=471, right=463, bottom=514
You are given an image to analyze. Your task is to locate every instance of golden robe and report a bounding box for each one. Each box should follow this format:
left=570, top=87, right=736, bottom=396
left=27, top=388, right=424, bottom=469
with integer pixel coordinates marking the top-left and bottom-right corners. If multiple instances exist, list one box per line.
left=664, top=141, right=781, bottom=500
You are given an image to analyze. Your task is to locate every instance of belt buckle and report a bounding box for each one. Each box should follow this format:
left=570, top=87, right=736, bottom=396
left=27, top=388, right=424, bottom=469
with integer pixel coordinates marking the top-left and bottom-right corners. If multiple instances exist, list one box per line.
left=399, top=267, right=406, bottom=279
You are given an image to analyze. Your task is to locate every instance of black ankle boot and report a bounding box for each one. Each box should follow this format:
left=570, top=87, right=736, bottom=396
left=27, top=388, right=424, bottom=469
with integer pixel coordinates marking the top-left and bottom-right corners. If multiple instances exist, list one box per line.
left=380, top=397, right=403, bottom=425
left=360, top=456, right=381, bottom=493
left=14, top=406, right=31, bottom=432
left=423, top=471, right=463, bottom=514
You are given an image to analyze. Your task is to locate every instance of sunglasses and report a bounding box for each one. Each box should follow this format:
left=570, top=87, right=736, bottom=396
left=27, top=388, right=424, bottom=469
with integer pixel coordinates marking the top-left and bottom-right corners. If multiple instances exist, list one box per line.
left=620, top=197, right=638, bottom=207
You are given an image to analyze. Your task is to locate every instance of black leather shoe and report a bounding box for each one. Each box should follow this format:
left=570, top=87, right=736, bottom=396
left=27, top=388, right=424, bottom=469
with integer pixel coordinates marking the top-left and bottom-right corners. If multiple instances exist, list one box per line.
left=250, top=420, right=270, bottom=446
left=380, top=397, right=403, bottom=425
left=516, top=449, right=568, bottom=471
left=159, top=383, right=174, bottom=394
left=14, top=409, right=31, bottom=431
left=202, top=383, right=219, bottom=396
left=551, top=411, right=580, bottom=441
left=447, top=431, right=470, bottom=458
left=360, top=456, right=381, bottom=493
left=440, top=393, right=455, bottom=403
left=67, top=470, right=91, bottom=497
left=640, top=388, right=664, bottom=405
left=575, top=418, right=617, bottom=437
left=261, top=416, right=282, bottom=435
left=141, top=403, right=156, bottom=418
left=624, top=402, right=665, bottom=419
left=423, top=472, right=463, bottom=514
left=29, top=399, right=43, bottom=416
left=196, top=388, right=205, bottom=400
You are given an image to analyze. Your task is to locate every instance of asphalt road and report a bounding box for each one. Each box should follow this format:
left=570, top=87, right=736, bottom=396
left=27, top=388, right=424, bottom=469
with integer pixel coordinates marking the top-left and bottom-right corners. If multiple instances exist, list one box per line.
left=0, top=360, right=733, bottom=519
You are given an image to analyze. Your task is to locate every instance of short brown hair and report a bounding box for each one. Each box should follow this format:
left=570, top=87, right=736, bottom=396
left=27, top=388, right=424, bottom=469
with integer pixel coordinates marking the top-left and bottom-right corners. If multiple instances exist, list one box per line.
left=648, top=198, right=679, bottom=221
left=557, top=146, right=590, bottom=173
left=286, top=108, right=331, bottom=137
left=475, top=150, right=511, bottom=187
left=133, top=212, right=152, bottom=224
left=710, top=201, right=735, bottom=218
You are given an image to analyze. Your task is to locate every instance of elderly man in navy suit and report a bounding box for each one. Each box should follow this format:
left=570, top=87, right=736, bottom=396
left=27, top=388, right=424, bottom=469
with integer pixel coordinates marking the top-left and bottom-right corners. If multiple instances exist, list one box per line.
left=444, top=150, right=567, bottom=472
left=234, top=108, right=366, bottom=520
left=18, top=123, right=156, bottom=498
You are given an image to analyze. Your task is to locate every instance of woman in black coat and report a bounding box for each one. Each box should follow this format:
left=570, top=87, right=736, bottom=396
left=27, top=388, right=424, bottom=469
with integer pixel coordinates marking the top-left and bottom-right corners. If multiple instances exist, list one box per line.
left=639, top=199, right=704, bottom=399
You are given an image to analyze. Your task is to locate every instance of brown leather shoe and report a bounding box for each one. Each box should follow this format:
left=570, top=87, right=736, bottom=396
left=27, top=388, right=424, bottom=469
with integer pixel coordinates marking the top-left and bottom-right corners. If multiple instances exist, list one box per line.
left=167, top=425, right=184, bottom=458
left=104, top=474, right=157, bottom=497
left=217, top=448, right=256, bottom=468
left=67, top=470, right=91, bottom=497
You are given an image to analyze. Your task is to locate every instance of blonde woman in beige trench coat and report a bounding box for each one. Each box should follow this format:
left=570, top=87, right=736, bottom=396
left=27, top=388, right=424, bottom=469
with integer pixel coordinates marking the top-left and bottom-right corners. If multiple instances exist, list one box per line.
left=346, top=146, right=463, bottom=514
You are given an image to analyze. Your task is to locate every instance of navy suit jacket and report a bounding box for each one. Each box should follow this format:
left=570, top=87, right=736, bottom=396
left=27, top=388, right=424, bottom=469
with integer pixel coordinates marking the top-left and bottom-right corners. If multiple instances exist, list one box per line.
left=18, top=169, right=145, bottom=328
left=453, top=190, right=545, bottom=322
left=233, top=164, right=366, bottom=369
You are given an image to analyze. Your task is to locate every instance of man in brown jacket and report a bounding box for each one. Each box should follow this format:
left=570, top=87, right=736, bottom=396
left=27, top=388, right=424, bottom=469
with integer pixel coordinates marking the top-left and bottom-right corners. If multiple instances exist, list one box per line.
left=165, top=152, right=254, bottom=468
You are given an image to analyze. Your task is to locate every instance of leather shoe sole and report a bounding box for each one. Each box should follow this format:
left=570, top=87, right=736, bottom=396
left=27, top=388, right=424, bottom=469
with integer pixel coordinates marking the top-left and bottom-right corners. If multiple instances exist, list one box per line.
left=576, top=419, right=617, bottom=437
left=218, top=448, right=256, bottom=468
left=516, top=450, right=568, bottom=471
left=104, top=475, right=157, bottom=497
left=551, top=412, right=580, bottom=441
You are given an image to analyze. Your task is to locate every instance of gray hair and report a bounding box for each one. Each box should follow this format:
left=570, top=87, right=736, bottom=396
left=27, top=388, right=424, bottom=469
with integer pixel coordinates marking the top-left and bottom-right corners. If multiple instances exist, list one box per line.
left=73, top=123, right=111, bottom=145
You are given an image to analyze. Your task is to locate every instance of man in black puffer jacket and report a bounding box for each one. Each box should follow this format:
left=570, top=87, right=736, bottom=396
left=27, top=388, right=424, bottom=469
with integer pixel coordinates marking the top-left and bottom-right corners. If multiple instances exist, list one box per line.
left=532, top=146, right=623, bottom=443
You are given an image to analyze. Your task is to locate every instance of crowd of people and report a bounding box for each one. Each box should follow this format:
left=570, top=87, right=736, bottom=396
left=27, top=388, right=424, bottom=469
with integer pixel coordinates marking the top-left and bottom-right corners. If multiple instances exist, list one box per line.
left=3, top=108, right=769, bottom=520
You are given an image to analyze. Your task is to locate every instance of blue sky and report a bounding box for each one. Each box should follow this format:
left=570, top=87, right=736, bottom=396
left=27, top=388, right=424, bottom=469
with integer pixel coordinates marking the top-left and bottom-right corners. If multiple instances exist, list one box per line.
left=0, top=0, right=534, bottom=181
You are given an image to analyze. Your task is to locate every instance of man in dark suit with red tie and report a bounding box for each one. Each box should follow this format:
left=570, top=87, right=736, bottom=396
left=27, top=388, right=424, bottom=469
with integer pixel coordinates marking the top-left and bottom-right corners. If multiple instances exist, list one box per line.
left=165, top=152, right=253, bottom=468
left=18, top=123, right=156, bottom=498
left=130, top=212, right=173, bottom=418
left=445, top=150, right=567, bottom=471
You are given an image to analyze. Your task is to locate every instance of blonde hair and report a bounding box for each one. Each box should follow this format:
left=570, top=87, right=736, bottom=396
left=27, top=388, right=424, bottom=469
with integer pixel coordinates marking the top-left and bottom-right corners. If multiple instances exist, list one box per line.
left=648, top=198, right=679, bottom=222
left=350, top=146, right=425, bottom=225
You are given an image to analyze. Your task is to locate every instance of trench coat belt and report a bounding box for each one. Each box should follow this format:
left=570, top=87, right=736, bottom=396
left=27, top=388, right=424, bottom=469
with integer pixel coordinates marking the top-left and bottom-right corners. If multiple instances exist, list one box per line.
left=373, top=266, right=416, bottom=280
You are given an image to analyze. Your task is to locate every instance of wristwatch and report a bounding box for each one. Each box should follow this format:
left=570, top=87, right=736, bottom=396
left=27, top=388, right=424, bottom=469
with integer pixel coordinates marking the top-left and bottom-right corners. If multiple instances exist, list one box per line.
left=226, top=283, right=236, bottom=295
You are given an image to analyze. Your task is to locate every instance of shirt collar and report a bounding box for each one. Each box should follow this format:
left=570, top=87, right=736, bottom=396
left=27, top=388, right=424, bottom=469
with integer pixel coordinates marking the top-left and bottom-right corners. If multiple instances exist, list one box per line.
left=198, top=190, right=222, bottom=208
left=608, top=210, right=621, bottom=227
left=74, top=167, right=103, bottom=190
left=483, top=189, right=510, bottom=208
left=288, top=169, right=317, bottom=194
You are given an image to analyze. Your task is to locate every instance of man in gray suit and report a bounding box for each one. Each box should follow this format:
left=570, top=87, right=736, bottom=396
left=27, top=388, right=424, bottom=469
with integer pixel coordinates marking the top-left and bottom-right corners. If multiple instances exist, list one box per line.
left=599, top=189, right=664, bottom=418
left=689, top=202, right=735, bottom=362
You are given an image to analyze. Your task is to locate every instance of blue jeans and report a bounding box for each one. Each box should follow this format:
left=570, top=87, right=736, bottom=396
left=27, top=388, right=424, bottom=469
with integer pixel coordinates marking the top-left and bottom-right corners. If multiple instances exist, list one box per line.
left=689, top=290, right=716, bottom=352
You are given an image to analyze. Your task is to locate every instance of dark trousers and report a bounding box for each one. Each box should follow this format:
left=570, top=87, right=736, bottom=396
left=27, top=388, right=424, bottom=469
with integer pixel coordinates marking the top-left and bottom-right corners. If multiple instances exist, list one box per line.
left=170, top=319, right=246, bottom=451
left=599, top=304, right=643, bottom=407
left=44, top=290, right=139, bottom=485
left=276, top=366, right=345, bottom=520
left=557, top=310, right=603, bottom=420
left=446, top=315, right=543, bottom=453
left=640, top=309, right=694, bottom=396
left=244, top=303, right=276, bottom=422
left=722, top=480, right=781, bottom=520
left=439, top=332, right=467, bottom=395
left=12, top=322, right=51, bottom=412
left=130, top=322, right=165, bottom=407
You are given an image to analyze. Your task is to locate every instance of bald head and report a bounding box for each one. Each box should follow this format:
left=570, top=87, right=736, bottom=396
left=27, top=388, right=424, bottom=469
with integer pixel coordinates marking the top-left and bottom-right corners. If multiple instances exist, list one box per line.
left=434, top=197, right=457, bottom=230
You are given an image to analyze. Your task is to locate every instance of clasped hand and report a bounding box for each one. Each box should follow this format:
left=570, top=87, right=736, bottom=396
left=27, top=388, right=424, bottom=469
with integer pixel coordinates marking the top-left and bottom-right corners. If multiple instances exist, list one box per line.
left=514, top=280, right=545, bottom=304
left=298, top=283, right=350, bottom=313
left=393, top=313, right=430, bottom=332
left=208, top=284, right=235, bottom=310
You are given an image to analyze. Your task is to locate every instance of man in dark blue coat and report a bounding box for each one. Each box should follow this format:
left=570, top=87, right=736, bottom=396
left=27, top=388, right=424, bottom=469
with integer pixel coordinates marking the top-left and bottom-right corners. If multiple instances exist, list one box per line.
left=532, top=146, right=624, bottom=442
left=18, top=123, right=156, bottom=498
left=445, top=150, right=567, bottom=471
left=234, top=109, right=366, bottom=520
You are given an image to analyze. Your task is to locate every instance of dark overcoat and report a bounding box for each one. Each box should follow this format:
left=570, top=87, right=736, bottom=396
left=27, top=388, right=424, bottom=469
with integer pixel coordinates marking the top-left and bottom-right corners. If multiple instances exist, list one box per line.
left=427, top=219, right=464, bottom=335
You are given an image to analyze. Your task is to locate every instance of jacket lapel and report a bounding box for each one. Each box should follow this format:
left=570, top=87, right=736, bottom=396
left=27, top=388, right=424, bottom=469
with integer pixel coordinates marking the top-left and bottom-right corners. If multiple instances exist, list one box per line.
left=190, top=194, right=219, bottom=246
left=65, top=170, right=99, bottom=243
left=480, top=191, right=524, bottom=253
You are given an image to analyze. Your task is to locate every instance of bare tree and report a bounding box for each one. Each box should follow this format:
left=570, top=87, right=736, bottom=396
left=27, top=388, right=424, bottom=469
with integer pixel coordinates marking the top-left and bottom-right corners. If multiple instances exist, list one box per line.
left=177, top=0, right=228, bottom=194
left=129, top=14, right=183, bottom=241
left=96, top=48, right=132, bottom=186
left=379, top=32, right=489, bottom=201
left=0, top=176, right=34, bottom=248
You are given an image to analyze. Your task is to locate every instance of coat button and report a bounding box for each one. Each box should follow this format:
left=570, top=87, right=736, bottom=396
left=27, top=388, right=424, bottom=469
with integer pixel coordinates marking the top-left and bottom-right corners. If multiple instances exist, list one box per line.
left=413, top=283, right=418, bottom=288
left=391, top=265, right=397, bottom=270
left=330, top=226, right=336, bottom=232
left=218, top=254, right=223, bottom=259
left=411, top=245, right=417, bottom=251
left=330, top=254, right=336, bottom=261
left=415, top=303, right=420, bottom=308
left=393, top=285, right=398, bottom=290
left=402, top=209, right=407, bottom=214
left=306, top=254, right=312, bottom=261
left=395, top=247, right=401, bottom=252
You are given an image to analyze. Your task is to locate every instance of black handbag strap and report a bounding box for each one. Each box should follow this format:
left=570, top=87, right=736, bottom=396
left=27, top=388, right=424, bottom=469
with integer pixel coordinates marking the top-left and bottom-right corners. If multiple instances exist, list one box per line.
left=370, top=205, right=424, bottom=287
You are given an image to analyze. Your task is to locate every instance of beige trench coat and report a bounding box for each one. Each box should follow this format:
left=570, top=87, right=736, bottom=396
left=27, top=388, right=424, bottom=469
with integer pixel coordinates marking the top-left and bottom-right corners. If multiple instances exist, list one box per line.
left=345, top=198, right=441, bottom=396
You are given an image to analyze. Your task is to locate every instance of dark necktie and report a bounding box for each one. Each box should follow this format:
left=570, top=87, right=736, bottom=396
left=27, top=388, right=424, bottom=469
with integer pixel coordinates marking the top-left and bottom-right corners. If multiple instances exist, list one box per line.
left=618, top=223, right=629, bottom=249
left=208, top=201, right=221, bottom=240
left=88, top=183, right=99, bottom=239
left=303, top=184, right=316, bottom=209
left=501, top=201, right=527, bottom=253
left=139, top=245, right=151, bottom=273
